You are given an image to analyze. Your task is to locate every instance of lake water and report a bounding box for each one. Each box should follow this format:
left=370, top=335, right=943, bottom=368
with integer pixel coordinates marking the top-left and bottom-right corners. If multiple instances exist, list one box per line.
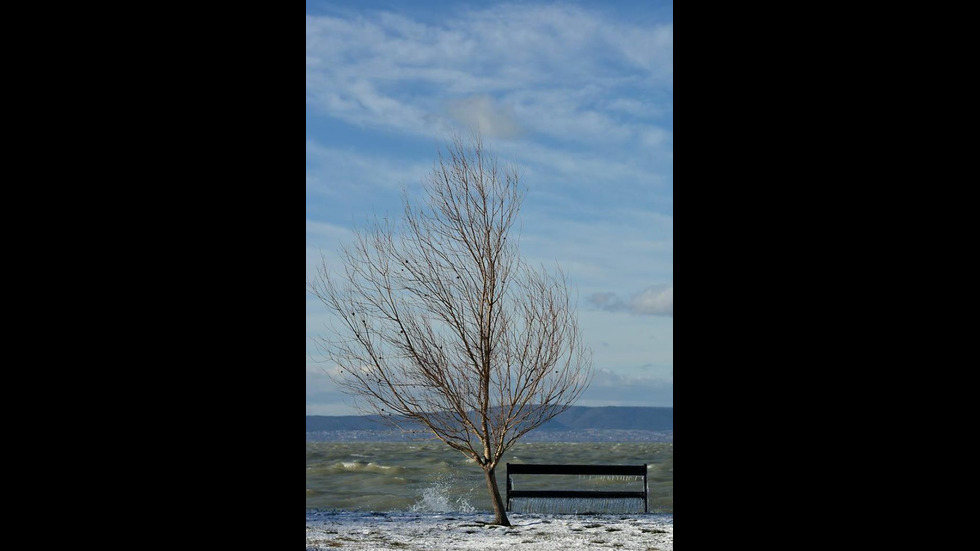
left=306, top=441, right=673, bottom=514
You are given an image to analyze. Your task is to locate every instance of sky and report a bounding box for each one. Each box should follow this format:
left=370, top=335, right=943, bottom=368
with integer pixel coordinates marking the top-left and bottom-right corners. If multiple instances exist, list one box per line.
left=306, top=0, right=673, bottom=416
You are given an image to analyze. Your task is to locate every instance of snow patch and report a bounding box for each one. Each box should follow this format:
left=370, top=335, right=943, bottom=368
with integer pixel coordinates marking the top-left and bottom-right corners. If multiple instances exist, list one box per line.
left=306, top=510, right=673, bottom=550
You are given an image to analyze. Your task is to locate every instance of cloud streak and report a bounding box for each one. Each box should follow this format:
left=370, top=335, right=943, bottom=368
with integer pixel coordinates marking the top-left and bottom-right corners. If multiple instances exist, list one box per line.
left=588, top=285, right=673, bottom=316
left=306, top=4, right=672, bottom=145
left=446, top=95, right=524, bottom=138
left=578, top=368, right=672, bottom=408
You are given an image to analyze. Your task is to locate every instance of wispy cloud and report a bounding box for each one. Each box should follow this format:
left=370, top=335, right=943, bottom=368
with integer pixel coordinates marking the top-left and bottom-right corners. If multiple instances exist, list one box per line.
left=306, top=368, right=360, bottom=415
left=446, top=95, right=524, bottom=139
left=578, top=368, right=672, bottom=407
left=588, top=285, right=673, bottom=316
left=305, top=4, right=672, bottom=145
left=306, top=3, right=672, bottom=228
left=306, top=139, right=431, bottom=196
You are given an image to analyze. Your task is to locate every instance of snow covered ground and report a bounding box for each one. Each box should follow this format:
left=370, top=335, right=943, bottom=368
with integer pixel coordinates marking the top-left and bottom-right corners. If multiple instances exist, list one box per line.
left=306, top=510, right=673, bottom=550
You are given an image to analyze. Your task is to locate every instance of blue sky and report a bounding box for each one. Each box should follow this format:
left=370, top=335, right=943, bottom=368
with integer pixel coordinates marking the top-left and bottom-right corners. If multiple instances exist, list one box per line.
left=306, top=0, right=673, bottom=416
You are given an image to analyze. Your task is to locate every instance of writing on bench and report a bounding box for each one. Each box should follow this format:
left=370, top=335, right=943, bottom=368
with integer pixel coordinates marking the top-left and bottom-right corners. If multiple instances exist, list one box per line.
left=505, top=463, right=648, bottom=513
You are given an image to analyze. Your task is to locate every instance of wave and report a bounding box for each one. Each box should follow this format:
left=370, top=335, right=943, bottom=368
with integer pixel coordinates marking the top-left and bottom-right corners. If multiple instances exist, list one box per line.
left=332, top=461, right=406, bottom=475
left=306, top=441, right=672, bottom=514
left=409, top=479, right=476, bottom=513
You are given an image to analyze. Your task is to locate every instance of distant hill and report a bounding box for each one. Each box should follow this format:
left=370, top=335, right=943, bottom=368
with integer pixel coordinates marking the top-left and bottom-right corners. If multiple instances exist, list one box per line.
left=305, top=414, right=395, bottom=432
left=306, top=406, right=672, bottom=433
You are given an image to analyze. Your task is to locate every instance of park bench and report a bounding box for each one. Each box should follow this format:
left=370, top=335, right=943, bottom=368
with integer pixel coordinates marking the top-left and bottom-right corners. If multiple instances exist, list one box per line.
left=505, top=463, right=648, bottom=513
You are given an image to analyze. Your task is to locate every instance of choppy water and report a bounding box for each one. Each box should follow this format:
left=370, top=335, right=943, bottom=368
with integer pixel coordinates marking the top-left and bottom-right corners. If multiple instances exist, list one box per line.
left=306, top=441, right=672, bottom=514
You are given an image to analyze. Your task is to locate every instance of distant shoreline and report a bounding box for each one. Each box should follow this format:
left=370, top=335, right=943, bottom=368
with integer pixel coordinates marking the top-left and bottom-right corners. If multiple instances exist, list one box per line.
left=306, top=429, right=673, bottom=443
left=307, top=406, right=673, bottom=433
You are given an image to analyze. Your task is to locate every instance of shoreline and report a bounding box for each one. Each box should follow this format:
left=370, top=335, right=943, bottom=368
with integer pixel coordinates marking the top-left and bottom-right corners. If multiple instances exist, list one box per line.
left=306, top=510, right=673, bottom=550
left=306, top=429, right=673, bottom=443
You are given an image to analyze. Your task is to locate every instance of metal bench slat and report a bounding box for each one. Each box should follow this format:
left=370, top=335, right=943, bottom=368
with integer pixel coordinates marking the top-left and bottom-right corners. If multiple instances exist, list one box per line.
left=505, top=464, right=646, bottom=476
left=508, top=490, right=646, bottom=499
left=505, top=463, right=649, bottom=513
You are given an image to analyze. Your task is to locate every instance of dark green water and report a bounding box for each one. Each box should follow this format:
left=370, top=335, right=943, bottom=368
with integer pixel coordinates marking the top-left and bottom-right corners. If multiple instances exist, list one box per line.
left=306, top=441, right=673, bottom=513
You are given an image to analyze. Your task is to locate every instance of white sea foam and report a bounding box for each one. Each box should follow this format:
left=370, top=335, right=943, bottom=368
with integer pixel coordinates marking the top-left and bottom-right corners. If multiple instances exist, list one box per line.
left=335, top=461, right=404, bottom=474
left=410, top=479, right=477, bottom=513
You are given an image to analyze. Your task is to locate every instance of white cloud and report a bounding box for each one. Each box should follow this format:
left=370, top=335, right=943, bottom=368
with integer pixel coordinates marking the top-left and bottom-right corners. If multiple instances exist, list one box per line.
left=305, top=5, right=673, bottom=145
left=578, top=368, right=672, bottom=408
left=446, top=95, right=524, bottom=139
left=630, top=286, right=673, bottom=316
left=305, top=5, right=673, bottom=215
left=306, top=368, right=359, bottom=415
left=517, top=207, right=673, bottom=293
left=603, top=22, right=673, bottom=79
left=587, top=285, right=673, bottom=317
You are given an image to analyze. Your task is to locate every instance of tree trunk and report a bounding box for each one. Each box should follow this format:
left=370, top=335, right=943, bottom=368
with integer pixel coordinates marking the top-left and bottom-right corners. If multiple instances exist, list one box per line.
left=483, top=465, right=510, bottom=526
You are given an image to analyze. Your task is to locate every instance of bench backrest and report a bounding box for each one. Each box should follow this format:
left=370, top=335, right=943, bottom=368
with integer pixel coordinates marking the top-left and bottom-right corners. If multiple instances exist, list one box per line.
left=505, top=463, right=648, bottom=513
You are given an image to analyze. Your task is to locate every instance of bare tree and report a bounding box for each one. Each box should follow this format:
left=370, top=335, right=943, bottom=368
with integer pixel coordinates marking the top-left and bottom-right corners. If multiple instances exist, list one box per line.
left=307, top=133, right=593, bottom=526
